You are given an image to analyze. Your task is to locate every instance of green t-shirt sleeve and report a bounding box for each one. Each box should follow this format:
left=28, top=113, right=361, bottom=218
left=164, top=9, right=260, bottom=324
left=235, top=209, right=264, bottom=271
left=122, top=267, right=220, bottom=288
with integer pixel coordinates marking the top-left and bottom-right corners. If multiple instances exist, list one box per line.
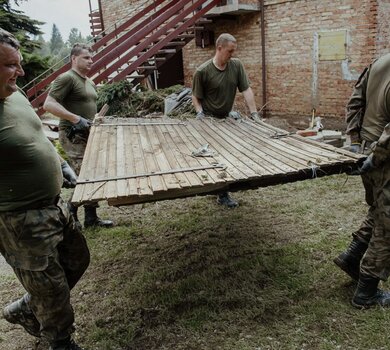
left=237, top=61, right=250, bottom=93
left=192, top=69, right=204, bottom=100
left=49, top=73, right=73, bottom=103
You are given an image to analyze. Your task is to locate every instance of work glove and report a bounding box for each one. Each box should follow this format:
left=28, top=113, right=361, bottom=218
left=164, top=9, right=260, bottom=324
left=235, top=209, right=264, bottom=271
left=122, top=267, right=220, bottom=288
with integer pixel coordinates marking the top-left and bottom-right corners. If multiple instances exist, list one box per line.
left=196, top=111, right=205, bottom=120
left=348, top=154, right=375, bottom=176
left=61, top=161, right=77, bottom=188
left=346, top=142, right=361, bottom=154
left=228, top=111, right=242, bottom=120
left=73, top=116, right=92, bottom=133
left=250, top=111, right=261, bottom=122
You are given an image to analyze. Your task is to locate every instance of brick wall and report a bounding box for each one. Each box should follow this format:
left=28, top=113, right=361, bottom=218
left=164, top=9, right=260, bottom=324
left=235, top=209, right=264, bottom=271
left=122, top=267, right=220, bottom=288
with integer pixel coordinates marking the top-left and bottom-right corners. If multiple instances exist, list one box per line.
left=99, top=0, right=390, bottom=123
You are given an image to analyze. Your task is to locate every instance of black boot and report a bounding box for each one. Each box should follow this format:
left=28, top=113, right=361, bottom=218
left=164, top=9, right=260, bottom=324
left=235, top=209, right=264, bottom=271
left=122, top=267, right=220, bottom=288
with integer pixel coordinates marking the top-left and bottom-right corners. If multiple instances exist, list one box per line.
left=333, top=238, right=368, bottom=281
left=49, top=337, right=85, bottom=350
left=3, top=294, right=41, bottom=337
left=352, top=273, right=390, bottom=309
left=68, top=202, right=82, bottom=231
left=84, top=205, right=114, bottom=228
left=217, top=192, right=239, bottom=208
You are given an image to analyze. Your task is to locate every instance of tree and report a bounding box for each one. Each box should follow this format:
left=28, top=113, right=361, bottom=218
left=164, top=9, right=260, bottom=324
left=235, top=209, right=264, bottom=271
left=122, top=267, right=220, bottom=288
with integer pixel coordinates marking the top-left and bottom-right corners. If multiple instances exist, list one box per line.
left=35, top=34, right=50, bottom=56
left=67, top=27, right=83, bottom=47
left=49, top=24, right=64, bottom=55
left=0, top=0, right=51, bottom=88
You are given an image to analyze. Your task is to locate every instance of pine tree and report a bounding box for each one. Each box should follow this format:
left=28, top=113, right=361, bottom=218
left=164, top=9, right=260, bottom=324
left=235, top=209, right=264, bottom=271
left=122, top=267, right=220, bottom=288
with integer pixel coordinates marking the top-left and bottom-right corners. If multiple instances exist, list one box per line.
left=0, top=0, right=51, bottom=88
left=68, top=28, right=83, bottom=47
left=49, top=24, right=64, bottom=56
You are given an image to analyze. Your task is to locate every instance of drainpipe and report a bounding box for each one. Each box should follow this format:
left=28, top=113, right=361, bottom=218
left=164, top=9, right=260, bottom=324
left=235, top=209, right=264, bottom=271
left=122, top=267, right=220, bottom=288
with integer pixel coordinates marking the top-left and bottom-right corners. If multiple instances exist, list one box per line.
left=260, top=0, right=267, bottom=118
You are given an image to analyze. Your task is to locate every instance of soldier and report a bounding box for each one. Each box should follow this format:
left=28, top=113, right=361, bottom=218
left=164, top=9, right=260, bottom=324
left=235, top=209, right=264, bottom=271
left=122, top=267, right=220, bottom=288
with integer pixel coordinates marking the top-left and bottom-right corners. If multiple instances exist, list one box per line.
left=43, top=43, right=113, bottom=229
left=0, top=29, right=89, bottom=349
left=192, top=33, right=260, bottom=208
left=337, top=54, right=390, bottom=308
left=333, top=63, right=374, bottom=281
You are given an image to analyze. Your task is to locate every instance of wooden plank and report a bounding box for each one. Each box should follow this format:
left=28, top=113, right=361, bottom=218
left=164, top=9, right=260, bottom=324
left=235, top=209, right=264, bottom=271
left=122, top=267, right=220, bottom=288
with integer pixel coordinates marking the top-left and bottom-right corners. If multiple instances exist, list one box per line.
left=225, top=121, right=319, bottom=170
left=189, top=119, right=254, bottom=178
left=103, top=125, right=119, bottom=201
left=211, top=120, right=293, bottom=174
left=89, top=125, right=110, bottom=201
left=115, top=125, right=129, bottom=198
left=142, top=124, right=182, bottom=190
left=158, top=123, right=205, bottom=187
left=132, top=124, right=153, bottom=196
left=174, top=122, right=233, bottom=183
left=153, top=124, right=193, bottom=189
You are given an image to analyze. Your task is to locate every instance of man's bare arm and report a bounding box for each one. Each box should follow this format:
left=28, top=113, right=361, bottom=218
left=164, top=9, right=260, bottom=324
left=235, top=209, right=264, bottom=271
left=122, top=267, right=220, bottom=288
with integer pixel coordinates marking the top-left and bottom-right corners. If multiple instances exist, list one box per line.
left=242, top=87, right=257, bottom=114
left=43, top=95, right=80, bottom=124
left=192, top=95, right=203, bottom=113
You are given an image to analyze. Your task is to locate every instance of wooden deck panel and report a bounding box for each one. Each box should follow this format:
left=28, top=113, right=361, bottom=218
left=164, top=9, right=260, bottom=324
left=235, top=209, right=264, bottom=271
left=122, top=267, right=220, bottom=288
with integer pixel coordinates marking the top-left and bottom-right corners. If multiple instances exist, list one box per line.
left=72, top=117, right=363, bottom=207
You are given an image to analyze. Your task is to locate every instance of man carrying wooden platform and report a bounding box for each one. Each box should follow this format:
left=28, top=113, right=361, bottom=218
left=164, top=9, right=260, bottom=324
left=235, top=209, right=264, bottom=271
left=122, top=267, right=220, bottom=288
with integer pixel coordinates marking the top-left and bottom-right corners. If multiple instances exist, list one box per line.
left=44, top=43, right=114, bottom=229
left=192, top=33, right=261, bottom=208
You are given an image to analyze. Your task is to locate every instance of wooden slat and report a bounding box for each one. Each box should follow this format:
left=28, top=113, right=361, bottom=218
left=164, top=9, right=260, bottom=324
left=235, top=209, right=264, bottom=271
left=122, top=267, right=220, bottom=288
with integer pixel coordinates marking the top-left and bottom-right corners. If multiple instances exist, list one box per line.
left=72, top=117, right=364, bottom=206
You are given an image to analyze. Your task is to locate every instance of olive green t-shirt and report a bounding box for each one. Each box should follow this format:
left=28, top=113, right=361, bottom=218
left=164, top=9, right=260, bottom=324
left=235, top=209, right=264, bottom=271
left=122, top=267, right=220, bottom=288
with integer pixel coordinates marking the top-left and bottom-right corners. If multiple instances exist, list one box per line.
left=49, top=69, right=97, bottom=130
left=192, top=58, right=250, bottom=117
left=0, top=90, right=62, bottom=211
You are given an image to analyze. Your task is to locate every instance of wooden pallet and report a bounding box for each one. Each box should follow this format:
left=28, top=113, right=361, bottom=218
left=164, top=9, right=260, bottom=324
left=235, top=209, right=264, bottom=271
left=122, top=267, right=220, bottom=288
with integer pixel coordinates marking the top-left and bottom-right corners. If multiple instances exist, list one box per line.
left=72, top=117, right=363, bottom=206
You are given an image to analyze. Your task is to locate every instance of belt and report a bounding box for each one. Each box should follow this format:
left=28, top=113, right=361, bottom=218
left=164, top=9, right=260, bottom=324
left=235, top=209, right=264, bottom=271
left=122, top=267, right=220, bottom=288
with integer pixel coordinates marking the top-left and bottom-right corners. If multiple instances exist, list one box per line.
left=10, top=195, right=60, bottom=212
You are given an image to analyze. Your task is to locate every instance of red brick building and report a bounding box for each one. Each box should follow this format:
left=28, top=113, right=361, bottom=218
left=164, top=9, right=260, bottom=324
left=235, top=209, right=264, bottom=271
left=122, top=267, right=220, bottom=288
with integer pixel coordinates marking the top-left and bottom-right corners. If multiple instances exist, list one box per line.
left=94, top=0, right=390, bottom=125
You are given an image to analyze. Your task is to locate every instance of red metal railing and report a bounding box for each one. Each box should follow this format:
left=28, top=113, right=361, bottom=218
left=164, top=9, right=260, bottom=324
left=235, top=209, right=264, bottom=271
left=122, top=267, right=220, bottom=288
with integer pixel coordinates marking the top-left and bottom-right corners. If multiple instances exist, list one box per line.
left=27, top=0, right=221, bottom=110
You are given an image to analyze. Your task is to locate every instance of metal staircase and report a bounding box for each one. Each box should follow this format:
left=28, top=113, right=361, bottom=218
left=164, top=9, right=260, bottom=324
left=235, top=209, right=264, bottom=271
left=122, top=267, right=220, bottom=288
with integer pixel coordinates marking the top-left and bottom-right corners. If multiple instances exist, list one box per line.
left=24, top=0, right=221, bottom=113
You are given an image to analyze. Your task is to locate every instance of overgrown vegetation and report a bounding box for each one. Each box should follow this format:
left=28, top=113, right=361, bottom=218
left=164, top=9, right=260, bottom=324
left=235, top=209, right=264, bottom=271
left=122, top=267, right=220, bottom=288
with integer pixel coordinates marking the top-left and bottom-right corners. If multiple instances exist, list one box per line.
left=96, top=81, right=194, bottom=118
left=2, top=175, right=390, bottom=350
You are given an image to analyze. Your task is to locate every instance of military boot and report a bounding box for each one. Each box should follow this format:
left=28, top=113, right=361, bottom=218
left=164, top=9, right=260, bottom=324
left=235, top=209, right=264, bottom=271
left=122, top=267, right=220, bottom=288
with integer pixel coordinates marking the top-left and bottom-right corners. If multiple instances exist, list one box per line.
left=352, top=273, right=390, bottom=309
left=3, top=294, right=40, bottom=337
left=49, top=337, right=84, bottom=350
left=217, top=192, right=239, bottom=209
left=333, top=238, right=368, bottom=281
left=84, top=205, right=114, bottom=228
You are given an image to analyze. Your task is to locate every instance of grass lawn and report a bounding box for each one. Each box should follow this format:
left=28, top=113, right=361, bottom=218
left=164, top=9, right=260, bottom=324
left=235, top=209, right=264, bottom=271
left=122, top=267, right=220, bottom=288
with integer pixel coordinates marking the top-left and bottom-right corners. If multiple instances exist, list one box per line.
left=2, top=174, right=390, bottom=350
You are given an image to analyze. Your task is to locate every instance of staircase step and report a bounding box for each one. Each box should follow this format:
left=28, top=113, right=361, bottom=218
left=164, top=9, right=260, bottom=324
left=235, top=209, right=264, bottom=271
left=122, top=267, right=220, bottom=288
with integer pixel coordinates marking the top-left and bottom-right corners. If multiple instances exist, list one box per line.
left=157, top=49, right=177, bottom=54
left=138, top=65, right=157, bottom=70
left=164, top=41, right=186, bottom=47
left=196, top=18, right=213, bottom=24
left=177, top=33, right=195, bottom=39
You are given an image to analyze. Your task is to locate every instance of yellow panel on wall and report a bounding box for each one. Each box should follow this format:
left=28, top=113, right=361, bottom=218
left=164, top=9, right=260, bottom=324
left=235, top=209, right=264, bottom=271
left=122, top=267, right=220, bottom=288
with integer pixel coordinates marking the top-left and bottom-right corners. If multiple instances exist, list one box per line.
left=318, top=30, right=346, bottom=61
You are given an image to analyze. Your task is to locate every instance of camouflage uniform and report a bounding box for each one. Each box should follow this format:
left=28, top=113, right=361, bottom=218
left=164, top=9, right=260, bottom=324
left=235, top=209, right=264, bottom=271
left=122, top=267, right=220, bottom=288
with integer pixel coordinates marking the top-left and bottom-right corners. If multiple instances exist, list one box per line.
left=355, top=54, right=390, bottom=280
left=360, top=133, right=390, bottom=279
left=0, top=198, right=90, bottom=342
left=345, top=62, right=375, bottom=245
left=0, top=89, right=90, bottom=344
left=58, top=131, right=87, bottom=175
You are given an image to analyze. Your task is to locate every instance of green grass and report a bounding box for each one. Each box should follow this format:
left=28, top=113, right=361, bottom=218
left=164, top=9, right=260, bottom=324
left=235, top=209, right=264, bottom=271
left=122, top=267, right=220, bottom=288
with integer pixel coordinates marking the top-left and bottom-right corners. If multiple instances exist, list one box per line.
left=3, top=174, right=390, bottom=349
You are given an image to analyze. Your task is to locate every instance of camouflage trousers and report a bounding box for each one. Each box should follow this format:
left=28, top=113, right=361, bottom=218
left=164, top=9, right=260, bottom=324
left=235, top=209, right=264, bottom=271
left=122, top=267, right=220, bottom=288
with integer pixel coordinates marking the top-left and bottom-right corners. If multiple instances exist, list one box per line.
left=59, top=129, right=87, bottom=175
left=360, top=161, right=390, bottom=280
left=352, top=174, right=375, bottom=244
left=0, top=197, right=90, bottom=342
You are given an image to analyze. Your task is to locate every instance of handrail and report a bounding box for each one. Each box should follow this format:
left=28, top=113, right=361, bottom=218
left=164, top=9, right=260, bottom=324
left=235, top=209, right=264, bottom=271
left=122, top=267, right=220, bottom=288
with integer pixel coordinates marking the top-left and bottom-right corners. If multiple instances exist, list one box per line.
left=28, top=0, right=220, bottom=109
left=90, top=0, right=190, bottom=79
left=23, top=0, right=152, bottom=95
left=90, top=0, right=171, bottom=66
left=111, top=0, right=221, bottom=82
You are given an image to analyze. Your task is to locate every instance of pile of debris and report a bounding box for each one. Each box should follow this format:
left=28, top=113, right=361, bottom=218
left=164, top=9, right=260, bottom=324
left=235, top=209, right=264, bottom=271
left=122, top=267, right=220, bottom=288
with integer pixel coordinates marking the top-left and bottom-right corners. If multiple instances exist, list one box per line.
left=295, top=111, right=345, bottom=148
